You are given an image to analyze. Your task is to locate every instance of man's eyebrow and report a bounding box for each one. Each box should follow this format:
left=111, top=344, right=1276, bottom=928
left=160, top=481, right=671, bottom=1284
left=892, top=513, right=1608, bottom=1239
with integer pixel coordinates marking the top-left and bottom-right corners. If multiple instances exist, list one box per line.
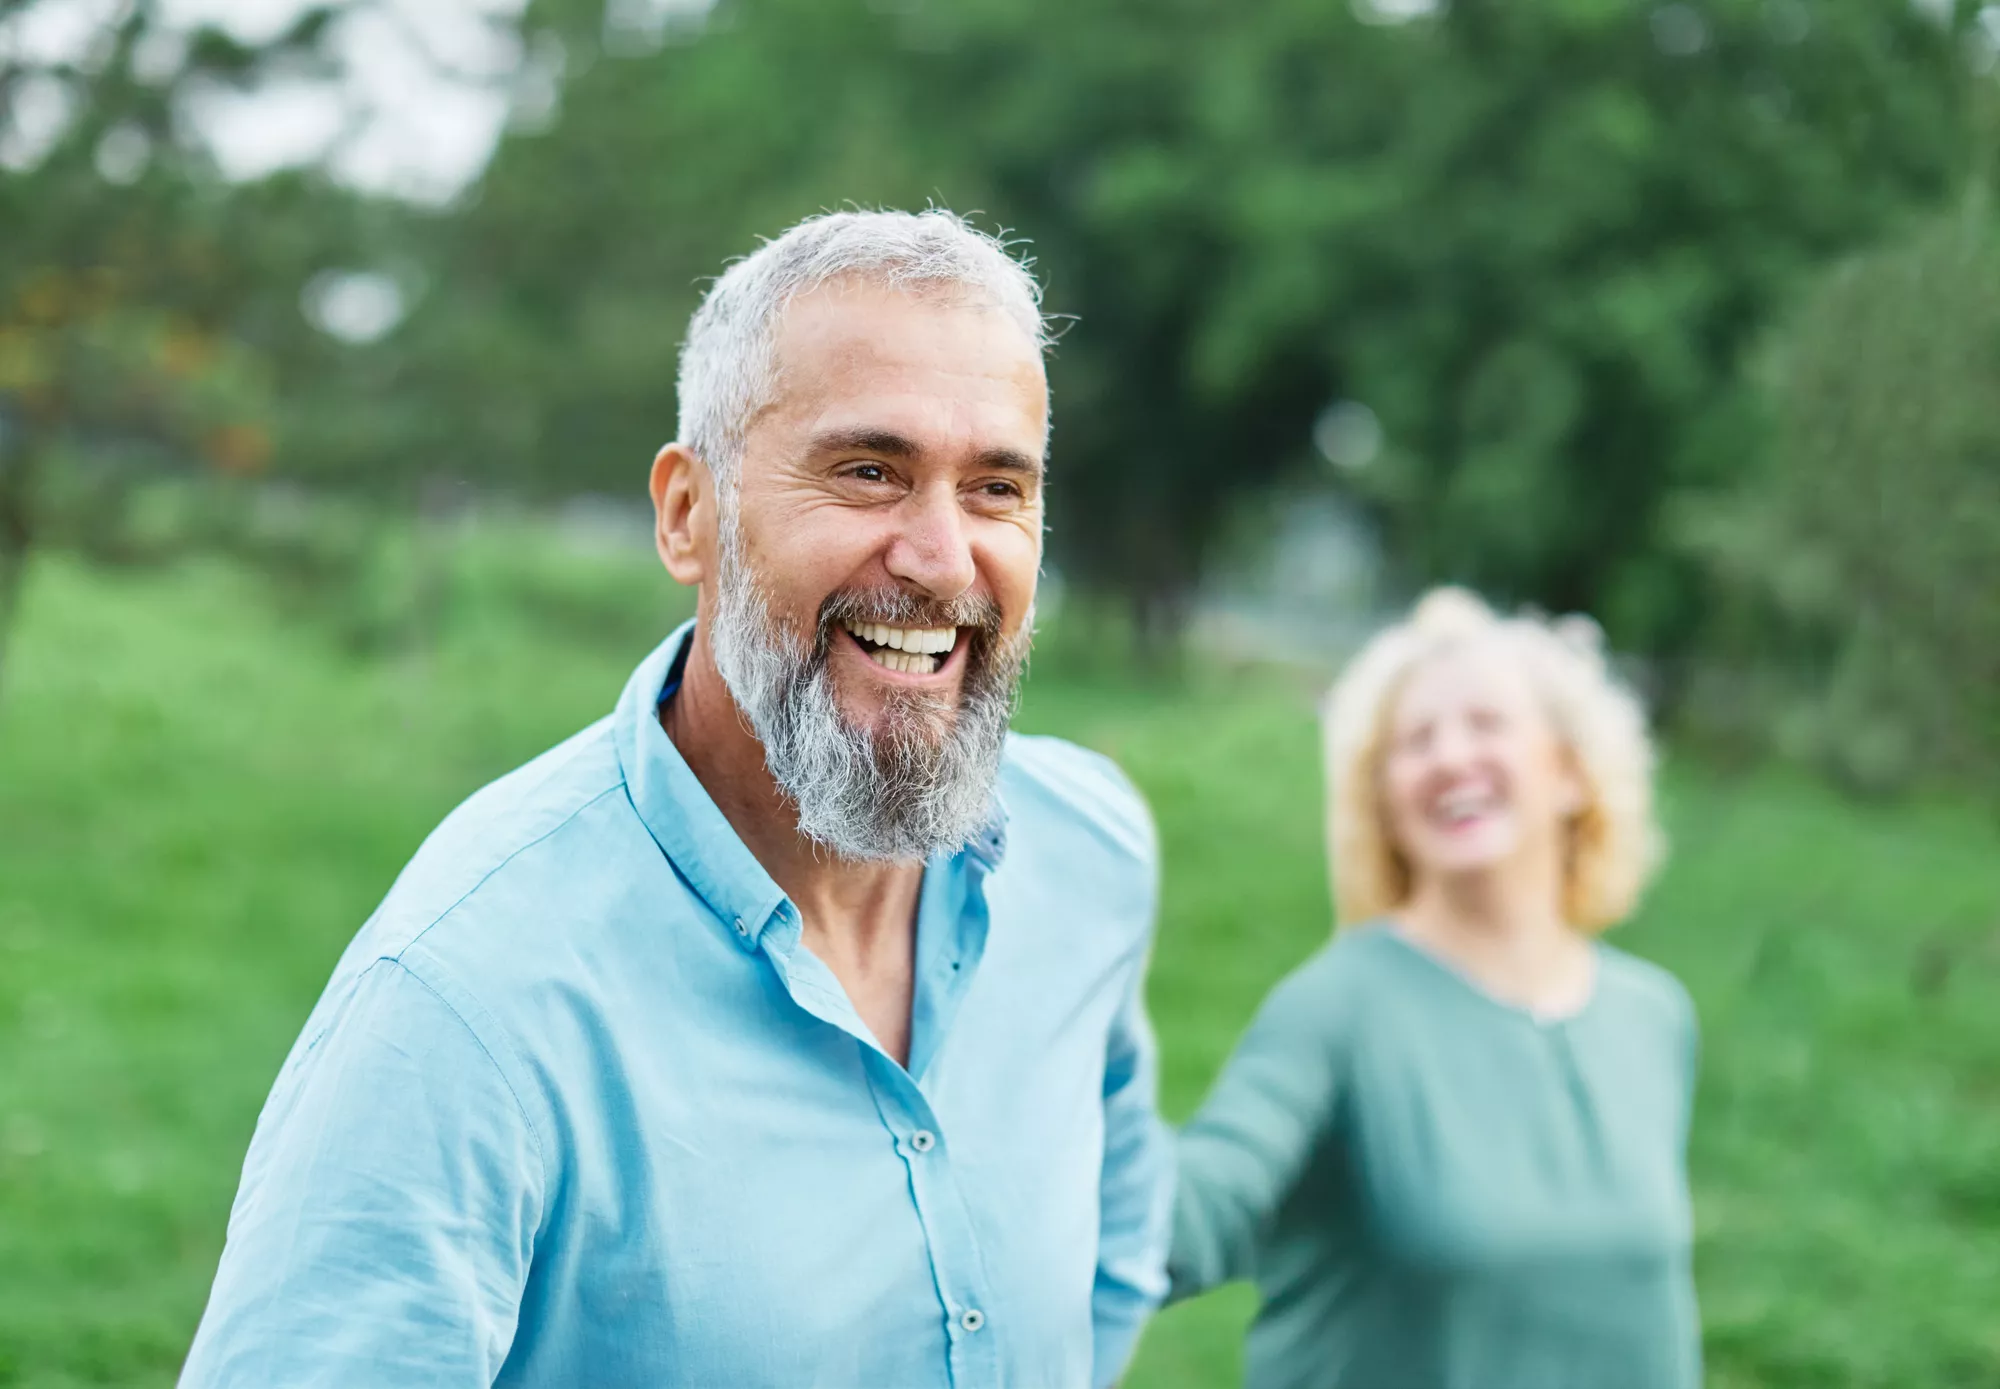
left=808, top=427, right=920, bottom=459
left=810, top=428, right=1045, bottom=479
left=972, top=447, right=1045, bottom=479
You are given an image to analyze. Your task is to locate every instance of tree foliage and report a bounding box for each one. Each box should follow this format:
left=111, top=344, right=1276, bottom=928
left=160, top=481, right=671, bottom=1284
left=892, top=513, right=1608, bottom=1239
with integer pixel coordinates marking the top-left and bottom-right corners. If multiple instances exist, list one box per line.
left=4, top=0, right=1992, bottom=673
left=1682, top=202, right=2000, bottom=794
left=0, top=0, right=372, bottom=685
left=393, top=0, right=1978, bottom=651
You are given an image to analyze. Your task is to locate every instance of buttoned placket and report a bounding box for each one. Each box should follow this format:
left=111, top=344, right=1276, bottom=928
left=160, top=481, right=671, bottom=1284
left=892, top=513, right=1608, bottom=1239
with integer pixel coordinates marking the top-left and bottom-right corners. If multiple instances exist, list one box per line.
left=1541, top=1017, right=1611, bottom=1173
left=880, top=833, right=1004, bottom=1387
left=619, top=629, right=1015, bottom=1387
left=862, top=1056, right=1001, bottom=1387
left=749, top=833, right=1008, bottom=1389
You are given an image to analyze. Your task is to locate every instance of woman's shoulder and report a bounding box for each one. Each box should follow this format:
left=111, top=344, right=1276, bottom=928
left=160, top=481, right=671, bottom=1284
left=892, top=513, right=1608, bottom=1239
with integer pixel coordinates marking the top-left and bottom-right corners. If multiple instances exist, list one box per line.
left=1253, top=922, right=1419, bottom=1027
left=1593, top=940, right=1697, bottom=1035
left=1321, top=918, right=1427, bottom=974
left=1207, top=929, right=1411, bottom=1096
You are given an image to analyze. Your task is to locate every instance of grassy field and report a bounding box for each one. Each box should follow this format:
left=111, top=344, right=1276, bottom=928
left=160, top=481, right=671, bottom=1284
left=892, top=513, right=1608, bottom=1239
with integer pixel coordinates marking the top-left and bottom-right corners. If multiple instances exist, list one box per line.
left=2, top=554, right=1998, bottom=1388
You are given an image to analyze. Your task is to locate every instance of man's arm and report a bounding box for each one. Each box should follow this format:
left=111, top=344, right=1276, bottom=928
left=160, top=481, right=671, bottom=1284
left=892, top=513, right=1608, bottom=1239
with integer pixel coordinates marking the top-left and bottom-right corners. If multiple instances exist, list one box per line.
left=1090, top=958, right=1174, bottom=1389
left=181, top=958, right=545, bottom=1388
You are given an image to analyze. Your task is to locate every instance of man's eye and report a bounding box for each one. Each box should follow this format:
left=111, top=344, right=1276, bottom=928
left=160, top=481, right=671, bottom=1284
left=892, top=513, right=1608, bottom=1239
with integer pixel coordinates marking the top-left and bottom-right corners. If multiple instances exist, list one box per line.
left=979, top=480, right=1022, bottom=499
left=847, top=463, right=889, bottom=483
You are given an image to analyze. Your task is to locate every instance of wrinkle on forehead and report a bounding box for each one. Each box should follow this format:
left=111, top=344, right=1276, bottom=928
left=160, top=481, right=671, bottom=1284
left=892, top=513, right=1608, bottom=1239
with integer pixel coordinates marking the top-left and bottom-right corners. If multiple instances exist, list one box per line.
left=769, top=283, right=1047, bottom=411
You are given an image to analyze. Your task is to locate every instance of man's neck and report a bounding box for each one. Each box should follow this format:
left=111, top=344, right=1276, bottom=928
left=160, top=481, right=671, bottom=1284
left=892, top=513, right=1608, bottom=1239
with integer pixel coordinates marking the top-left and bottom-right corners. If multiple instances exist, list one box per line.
left=660, top=623, right=923, bottom=1063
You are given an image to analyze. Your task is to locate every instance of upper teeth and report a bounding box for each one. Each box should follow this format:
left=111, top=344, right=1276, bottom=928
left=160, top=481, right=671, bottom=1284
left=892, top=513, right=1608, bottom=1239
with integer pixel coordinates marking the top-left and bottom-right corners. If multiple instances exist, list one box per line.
left=1437, top=789, right=1490, bottom=819
left=844, top=622, right=958, bottom=655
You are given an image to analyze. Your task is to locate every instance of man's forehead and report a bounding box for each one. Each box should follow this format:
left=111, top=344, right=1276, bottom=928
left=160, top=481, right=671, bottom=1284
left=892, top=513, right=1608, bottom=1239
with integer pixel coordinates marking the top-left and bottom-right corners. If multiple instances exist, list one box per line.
left=759, top=283, right=1048, bottom=448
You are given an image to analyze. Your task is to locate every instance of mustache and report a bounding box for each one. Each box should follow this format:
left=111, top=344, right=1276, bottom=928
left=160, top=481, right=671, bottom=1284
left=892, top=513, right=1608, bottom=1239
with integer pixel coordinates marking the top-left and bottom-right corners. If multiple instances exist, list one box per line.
left=813, top=587, right=1006, bottom=651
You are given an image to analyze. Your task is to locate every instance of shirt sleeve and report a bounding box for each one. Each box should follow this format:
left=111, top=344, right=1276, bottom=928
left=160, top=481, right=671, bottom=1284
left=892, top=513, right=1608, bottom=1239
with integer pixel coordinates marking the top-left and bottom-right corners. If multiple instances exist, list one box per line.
left=1090, top=952, right=1175, bottom=1389
left=1168, top=953, right=1345, bottom=1302
left=1678, top=981, right=1701, bottom=1152
left=180, top=958, right=546, bottom=1388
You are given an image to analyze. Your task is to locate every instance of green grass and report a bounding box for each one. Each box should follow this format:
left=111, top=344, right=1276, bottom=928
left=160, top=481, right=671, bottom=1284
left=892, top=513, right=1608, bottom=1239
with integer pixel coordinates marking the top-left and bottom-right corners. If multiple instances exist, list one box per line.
left=3, top=556, right=1999, bottom=1387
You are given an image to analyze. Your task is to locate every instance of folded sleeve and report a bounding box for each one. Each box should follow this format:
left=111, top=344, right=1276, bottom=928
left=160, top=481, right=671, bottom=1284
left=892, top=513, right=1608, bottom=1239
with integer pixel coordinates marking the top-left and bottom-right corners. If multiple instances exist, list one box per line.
left=1168, top=954, right=1345, bottom=1302
left=180, top=958, right=546, bottom=1388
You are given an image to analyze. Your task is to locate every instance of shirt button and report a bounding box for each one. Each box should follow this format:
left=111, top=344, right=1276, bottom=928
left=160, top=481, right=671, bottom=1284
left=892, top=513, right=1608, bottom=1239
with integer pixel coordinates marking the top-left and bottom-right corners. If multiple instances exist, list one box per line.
left=909, top=1130, right=936, bottom=1153
left=959, top=1308, right=985, bottom=1333
left=733, top=917, right=747, bottom=936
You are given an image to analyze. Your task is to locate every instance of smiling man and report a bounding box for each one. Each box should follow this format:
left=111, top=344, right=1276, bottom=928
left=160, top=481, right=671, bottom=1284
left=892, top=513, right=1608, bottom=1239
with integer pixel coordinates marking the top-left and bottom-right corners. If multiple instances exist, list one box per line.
left=180, top=211, right=1172, bottom=1389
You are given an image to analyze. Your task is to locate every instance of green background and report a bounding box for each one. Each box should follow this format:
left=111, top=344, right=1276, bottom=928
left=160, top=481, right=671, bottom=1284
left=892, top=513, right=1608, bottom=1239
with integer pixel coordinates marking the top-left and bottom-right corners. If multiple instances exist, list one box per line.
left=3, top=547, right=1996, bottom=1388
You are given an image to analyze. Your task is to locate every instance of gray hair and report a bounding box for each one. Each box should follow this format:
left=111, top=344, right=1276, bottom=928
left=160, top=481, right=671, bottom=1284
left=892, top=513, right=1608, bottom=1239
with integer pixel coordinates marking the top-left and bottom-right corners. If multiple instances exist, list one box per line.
left=675, top=208, right=1051, bottom=484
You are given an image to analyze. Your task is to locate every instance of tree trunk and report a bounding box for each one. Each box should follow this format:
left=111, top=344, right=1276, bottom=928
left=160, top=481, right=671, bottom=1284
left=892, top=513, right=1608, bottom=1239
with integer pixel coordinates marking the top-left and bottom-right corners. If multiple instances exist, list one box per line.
left=409, top=472, right=469, bottom=658
left=1127, top=581, right=1190, bottom=676
left=0, top=433, right=36, bottom=706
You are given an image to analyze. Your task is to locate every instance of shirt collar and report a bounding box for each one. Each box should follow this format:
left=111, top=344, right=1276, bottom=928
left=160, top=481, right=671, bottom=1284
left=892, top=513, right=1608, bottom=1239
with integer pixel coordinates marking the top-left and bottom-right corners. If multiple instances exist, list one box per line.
left=615, top=621, right=788, bottom=951
left=612, top=622, right=1010, bottom=952
left=963, top=809, right=1007, bottom=876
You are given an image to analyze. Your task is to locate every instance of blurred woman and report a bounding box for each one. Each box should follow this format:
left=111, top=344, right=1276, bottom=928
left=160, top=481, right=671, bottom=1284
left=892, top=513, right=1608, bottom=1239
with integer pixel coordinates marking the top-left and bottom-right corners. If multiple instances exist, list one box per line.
left=1169, top=588, right=1699, bottom=1389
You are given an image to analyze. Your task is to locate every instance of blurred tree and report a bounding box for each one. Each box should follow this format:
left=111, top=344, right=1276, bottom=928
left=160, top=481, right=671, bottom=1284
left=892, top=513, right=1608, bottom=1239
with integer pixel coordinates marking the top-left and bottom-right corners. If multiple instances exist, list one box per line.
left=320, top=0, right=935, bottom=507
left=988, top=0, right=1981, bottom=656
left=0, top=0, right=375, bottom=691
left=388, top=0, right=1980, bottom=657
left=1679, top=200, right=2000, bottom=795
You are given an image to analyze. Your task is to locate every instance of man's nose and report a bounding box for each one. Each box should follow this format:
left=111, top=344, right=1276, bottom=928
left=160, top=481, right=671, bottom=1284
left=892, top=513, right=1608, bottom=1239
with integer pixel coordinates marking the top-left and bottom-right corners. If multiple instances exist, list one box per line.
left=884, top=484, right=977, bottom=601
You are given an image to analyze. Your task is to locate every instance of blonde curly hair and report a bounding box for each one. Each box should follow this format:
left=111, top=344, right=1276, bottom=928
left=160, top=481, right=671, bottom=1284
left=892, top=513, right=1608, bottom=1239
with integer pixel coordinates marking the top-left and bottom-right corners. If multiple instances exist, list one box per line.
left=1323, top=587, right=1665, bottom=932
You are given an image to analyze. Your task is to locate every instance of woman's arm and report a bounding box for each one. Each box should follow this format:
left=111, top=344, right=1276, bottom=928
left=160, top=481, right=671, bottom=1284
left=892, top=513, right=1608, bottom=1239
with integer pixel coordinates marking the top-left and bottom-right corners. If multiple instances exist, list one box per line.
left=1169, top=952, right=1346, bottom=1300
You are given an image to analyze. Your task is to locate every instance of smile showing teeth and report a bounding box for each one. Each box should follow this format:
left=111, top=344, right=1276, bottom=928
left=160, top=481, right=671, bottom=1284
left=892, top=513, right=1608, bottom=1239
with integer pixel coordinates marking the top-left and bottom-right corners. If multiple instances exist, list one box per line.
left=845, top=621, right=958, bottom=654
left=842, top=620, right=958, bottom=676
left=1433, top=787, right=1496, bottom=825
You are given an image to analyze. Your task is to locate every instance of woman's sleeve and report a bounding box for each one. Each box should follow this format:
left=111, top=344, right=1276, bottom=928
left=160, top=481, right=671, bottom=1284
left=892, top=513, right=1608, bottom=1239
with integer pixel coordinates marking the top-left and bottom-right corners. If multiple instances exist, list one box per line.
left=1678, top=980, right=1701, bottom=1152
left=1168, top=954, right=1346, bottom=1301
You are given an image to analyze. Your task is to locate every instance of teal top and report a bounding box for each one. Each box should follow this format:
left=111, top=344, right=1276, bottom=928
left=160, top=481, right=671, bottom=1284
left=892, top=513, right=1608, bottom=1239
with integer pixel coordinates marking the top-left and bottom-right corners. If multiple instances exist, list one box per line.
left=1170, top=923, right=1700, bottom=1389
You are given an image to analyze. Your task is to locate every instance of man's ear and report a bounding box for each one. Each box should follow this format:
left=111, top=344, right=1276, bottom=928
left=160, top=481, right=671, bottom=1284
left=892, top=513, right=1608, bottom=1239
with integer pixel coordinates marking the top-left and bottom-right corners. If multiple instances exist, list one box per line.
left=651, top=443, right=714, bottom=587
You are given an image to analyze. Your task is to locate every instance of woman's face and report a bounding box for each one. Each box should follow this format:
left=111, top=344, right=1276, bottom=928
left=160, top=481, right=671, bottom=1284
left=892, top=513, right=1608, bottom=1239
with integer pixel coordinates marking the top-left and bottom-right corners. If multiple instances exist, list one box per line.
left=1380, top=640, right=1582, bottom=889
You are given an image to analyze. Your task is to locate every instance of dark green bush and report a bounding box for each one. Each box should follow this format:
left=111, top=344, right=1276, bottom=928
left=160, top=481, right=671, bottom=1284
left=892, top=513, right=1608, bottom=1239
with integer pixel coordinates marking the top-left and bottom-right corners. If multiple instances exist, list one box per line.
left=1682, top=204, right=2000, bottom=795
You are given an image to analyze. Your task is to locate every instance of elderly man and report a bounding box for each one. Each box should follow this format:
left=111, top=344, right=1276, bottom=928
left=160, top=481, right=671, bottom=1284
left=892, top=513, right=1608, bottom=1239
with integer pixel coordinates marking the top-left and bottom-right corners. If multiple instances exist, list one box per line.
left=180, top=210, right=1172, bottom=1389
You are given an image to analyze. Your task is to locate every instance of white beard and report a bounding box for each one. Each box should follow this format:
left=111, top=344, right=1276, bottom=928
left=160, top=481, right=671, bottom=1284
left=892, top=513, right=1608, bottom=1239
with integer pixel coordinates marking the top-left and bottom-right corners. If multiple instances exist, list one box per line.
left=706, top=506, right=1028, bottom=863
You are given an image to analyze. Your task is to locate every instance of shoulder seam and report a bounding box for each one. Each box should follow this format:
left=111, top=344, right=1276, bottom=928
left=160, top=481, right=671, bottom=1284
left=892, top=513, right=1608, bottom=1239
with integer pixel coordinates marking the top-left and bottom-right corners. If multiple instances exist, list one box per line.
left=374, top=775, right=628, bottom=1190
left=382, top=957, right=550, bottom=1189
left=1004, top=736, right=1155, bottom=864
left=395, top=779, right=629, bottom=959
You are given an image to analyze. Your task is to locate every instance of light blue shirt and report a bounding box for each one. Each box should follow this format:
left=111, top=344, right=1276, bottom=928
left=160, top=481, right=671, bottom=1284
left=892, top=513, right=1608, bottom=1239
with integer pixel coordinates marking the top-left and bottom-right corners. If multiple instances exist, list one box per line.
left=181, top=623, right=1172, bottom=1389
